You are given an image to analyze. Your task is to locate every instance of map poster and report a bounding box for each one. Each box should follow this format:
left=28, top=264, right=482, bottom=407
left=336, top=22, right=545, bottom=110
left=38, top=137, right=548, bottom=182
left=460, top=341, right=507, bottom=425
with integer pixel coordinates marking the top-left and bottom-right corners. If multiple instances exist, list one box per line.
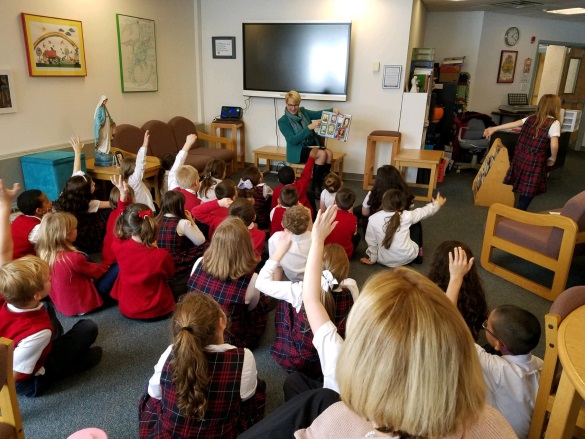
left=116, top=14, right=158, bottom=92
left=319, top=111, right=352, bottom=142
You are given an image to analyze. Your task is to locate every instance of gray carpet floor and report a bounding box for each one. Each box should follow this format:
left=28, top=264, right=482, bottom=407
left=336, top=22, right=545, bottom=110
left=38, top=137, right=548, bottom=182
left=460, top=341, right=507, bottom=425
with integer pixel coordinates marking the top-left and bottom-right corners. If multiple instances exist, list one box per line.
left=17, top=150, right=585, bottom=438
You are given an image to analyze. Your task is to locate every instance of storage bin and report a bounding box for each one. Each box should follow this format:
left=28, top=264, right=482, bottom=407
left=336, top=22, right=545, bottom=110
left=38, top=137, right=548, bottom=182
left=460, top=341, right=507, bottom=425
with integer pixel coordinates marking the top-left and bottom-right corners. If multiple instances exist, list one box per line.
left=21, top=151, right=86, bottom=201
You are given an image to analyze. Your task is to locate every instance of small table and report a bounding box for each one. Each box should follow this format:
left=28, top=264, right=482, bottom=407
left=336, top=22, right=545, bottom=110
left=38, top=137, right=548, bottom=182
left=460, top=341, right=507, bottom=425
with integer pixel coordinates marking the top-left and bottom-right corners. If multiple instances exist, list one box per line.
left=545, top=305, right=585, bottom=439
left=86, top=154, right=161, bottom=206
left=211, top=121, right=245, bottom=171
left=393, top=149, right=443, bottom=202
left=253, top=146, right=346, bottom=179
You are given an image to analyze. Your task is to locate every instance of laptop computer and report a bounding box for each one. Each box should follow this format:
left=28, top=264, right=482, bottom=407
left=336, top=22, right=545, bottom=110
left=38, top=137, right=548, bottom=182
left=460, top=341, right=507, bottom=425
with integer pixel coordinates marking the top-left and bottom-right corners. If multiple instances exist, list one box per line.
left=214, top=106, right=243, bottom=123
left=498, top=93, right=537, bottom=114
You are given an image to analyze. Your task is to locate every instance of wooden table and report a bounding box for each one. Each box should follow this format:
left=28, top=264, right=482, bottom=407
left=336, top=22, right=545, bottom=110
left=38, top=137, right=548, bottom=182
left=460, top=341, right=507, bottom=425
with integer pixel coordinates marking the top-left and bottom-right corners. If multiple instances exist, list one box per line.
left=545, top=305, right=585, bottom=439
left=211, top=121, right=245, bottom=171
left=86, top=154, right=161, bottom=206
left=253, top=146, right=346, bottom=179
left=393, top=149, right=444, bottom=202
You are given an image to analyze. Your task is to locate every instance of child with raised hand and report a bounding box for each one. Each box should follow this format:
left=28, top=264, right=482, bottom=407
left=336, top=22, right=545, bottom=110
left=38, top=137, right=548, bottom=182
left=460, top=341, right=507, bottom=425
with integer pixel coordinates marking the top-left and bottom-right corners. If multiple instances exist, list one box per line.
left=187, top=217, right=268, bottom=349
left=428, top=240, right=488, bottom=341
left=36, top=212, right=112, bottom=316
left=361, top=189, right=446, bottom=267
left=156, top=190, right=205, bottom=300
left=139, top=292, right=266, bottom=438
left=446, top=246, right=543, bottom=438
left=11, top=189, right=52, bottom=259
left=0, top=179, right=101, bottom=397
left=167, top=133, right=202, bottom=212
left=319, top=172, right=342, bottom=213
left=256, top=234, right=357, bottom=379
left=191, top=179, right=236, bottom=239
left=237, top=165, right=273, bottom=230
left=198, top=159, right=226, bottom=203
left=119, top=130, right=156, bottom=211
left=111, top=203, right=175, bottom=320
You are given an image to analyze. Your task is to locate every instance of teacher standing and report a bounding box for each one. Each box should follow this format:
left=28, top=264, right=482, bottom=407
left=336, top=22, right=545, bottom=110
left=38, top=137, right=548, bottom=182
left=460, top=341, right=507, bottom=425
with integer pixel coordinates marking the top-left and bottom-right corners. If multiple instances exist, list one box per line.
left=278, top=90, right=340, bottom=195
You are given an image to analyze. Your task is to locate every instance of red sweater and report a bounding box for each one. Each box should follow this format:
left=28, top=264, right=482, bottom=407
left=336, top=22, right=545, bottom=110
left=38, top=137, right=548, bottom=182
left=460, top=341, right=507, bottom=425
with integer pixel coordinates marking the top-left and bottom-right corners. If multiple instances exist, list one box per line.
left=111, top=239, right=176, bottom=320
left=174, top=187, right=201, bottom=213
left=269, top=206, right=287, bottom=237
left=102, top=198, right=128, bottom=266
left=50, top=251, right=108, bottom=316
left=249, top=226, right=266, bottom=259
left=271, top=157, right=315, bottom=215
left=0, top=298, right=52, bottom=381
left=325, top=209, right=358, bottom=258
left=11, top=215, right=41, bottom=259
left=191, top=200, right=228, bottom=239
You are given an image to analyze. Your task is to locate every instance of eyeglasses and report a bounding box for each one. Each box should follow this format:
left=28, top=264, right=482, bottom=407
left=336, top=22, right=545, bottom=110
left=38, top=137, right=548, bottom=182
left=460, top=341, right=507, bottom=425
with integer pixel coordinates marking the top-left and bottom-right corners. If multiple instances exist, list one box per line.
left=482, top=320, right=511, bottom=354
left=286, top=103, right=299, bottom=108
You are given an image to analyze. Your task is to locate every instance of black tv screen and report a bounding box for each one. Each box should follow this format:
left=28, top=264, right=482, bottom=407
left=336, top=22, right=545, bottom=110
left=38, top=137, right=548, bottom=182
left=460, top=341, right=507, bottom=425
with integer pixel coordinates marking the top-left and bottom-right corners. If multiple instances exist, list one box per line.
left=242, top=22, right=351, bottom=101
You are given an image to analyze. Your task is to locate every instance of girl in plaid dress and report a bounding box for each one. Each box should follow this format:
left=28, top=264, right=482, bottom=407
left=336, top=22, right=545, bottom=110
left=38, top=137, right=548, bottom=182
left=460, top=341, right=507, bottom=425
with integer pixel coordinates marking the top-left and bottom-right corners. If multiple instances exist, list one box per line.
left=237, top=165, right=273, bottom=231
left=139, top=292, right=265, bottom=439
left=484, top=94, right=561, bottom=210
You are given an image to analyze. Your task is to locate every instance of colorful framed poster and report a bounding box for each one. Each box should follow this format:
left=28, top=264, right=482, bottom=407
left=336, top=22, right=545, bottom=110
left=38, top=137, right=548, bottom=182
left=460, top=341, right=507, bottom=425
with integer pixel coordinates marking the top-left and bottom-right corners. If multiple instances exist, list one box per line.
left=116, top=14, right=158, bottom=92
left=0, top=70, right=17, bottom=114
left=21, top=13, right=87, bottom=77
left=497, top=50, right=517, bottom=84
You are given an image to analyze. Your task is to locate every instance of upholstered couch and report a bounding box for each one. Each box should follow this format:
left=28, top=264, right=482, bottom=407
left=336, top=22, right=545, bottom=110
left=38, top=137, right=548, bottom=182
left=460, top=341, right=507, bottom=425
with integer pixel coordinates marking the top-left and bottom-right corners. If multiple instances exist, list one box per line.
left=112, top=116, right=235, bottom=173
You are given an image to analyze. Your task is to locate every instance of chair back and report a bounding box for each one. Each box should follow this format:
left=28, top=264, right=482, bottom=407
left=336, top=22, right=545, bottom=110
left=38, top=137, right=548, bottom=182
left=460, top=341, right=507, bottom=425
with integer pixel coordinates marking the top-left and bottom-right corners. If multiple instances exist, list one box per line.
left=141, top=120, right=180, bottom=157
left=111, top=124, right=146, bottom=155
left=458, top=118, right=490, bottom=150
left=528, top=286, right=585, bottom=438
left=168, top=116, right=198, bottom=150
left=545, top=190, right=585, bottom=257
left=0, top=337, right=24, bottom=439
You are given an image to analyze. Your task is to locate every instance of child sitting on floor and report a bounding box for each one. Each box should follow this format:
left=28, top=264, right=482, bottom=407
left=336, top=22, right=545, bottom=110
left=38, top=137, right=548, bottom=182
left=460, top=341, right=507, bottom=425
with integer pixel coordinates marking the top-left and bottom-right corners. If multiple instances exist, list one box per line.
left=228, top=198, right=265, bottom=260
left=361, top=189, right=446, bottom=267
left=191, top=179, right=236, bottom=239
left=269, top=186, right=298, bottom=237
left=119, top=130, right=156, bottom=211
left=198, top=159, right=226, bottom=203
left=237, top=165, right=273, bottom=231
left=0, top=179, right=101, bottom=398
left=319, top=172, right=342, bottom=213
left=11, top=189, right=52, bottom=259
left=324, top=188, right=360, bottom=259
left=167, top=133, right=201, bottom=212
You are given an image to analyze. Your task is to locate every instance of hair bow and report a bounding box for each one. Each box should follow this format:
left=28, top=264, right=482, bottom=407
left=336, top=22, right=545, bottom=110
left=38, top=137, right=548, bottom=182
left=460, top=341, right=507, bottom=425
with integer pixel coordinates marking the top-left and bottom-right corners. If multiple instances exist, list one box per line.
left=138, top=209, right=152, bottom=219
left=237, top=179, right=254, bottom=190
left=320, top=270, right=338, bottom=291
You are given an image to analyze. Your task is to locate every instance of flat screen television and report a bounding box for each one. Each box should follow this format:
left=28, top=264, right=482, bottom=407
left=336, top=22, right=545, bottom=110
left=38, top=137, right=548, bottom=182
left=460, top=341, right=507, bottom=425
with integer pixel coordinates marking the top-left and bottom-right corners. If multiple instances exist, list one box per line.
left=242, top=21, right=351, bottom=102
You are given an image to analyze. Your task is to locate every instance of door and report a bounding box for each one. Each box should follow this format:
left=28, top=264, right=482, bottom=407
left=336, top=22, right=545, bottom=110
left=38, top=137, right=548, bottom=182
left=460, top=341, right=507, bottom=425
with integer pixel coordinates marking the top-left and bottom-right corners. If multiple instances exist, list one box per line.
left=558, top=47, right=585, bottom=151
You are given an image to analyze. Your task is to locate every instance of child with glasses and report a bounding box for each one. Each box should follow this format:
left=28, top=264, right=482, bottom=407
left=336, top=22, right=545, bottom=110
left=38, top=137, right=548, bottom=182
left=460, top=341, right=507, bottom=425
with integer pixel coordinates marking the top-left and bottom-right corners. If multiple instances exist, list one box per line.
left=446, top=246, right=543, bottom=439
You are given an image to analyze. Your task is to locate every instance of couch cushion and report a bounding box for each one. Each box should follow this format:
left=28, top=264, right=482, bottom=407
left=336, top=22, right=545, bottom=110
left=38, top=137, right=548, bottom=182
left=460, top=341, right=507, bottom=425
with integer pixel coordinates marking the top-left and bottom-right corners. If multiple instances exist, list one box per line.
left=112, top=124, right=145, bottom=155
left=183, top=153, right=216, bottom=172
left=168, top=116, right=197, bottom=149
left=495, top=217, right=553, bottom=256
left=188, top=148, right=234, bottom=163
left=546, top=190, right=585, bottom=257
left=142, top=120, right=179, bottom=157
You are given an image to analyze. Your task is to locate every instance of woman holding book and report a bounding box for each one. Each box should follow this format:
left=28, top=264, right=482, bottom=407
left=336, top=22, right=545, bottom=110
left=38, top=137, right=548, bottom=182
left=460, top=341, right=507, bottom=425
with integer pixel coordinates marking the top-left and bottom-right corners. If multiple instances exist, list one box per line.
left=278, top=90, right=340, bottom=195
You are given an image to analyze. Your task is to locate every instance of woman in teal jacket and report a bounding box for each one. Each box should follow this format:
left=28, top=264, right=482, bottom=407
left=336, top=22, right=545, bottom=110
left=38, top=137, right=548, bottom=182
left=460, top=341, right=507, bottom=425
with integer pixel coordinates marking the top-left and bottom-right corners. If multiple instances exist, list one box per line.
left=277, top=90, right=340, bottom=195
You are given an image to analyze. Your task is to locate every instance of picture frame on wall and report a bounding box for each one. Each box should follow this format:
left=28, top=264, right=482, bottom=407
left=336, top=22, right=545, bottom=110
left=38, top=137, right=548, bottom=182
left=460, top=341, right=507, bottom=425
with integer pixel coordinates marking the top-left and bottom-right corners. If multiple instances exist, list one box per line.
left=0, top=70, right=17, bottom=114
left=21, top=13, right=87, bottom=77
left=116, top=14, right=158, bottom=92
left=497, top=50, right=518, bottom=84
left=212, top=37, right=236, bottom=59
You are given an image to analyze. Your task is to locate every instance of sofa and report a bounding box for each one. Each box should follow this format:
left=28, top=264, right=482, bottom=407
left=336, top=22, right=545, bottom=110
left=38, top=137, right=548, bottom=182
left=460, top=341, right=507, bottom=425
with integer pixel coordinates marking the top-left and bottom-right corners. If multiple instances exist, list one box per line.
left=112, top=116, right=235, bottom=173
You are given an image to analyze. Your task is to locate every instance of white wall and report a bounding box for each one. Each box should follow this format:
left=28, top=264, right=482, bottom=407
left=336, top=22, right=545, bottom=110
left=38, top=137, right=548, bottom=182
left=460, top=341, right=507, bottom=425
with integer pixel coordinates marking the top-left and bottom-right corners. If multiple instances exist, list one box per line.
left=195, top=0, right=414, bottom=174
left=426, top=11, right=585, bottom=115
left=0, top=0, right=198, bottom=158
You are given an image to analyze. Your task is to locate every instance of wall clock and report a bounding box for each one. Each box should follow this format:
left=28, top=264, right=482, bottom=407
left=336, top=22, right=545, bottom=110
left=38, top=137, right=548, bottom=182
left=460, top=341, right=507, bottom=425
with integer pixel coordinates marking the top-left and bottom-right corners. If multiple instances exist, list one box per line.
left=505, top=27, right=520, bottom=46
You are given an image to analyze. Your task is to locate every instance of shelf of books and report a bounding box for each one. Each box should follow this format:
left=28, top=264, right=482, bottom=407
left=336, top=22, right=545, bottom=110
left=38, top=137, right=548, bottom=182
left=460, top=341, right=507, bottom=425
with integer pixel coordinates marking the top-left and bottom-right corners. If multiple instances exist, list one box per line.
left=472, top=139, right=514, bottom=207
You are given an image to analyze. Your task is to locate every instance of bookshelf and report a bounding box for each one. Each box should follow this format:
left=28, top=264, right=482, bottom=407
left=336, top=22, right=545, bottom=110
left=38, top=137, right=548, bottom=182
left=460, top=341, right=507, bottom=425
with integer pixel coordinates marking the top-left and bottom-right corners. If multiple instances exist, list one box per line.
left=472, top=139, right=514, bottom=207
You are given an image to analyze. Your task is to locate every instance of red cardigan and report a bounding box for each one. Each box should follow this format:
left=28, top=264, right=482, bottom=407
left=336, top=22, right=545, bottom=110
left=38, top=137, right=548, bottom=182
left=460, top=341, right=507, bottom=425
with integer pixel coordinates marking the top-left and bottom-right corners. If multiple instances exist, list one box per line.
left=11, top=215, right=41, bottom=259
left=191, top=199, right=228, bottom=239
left=173, top=187, right=201, bottom=213
left=102, top=198, right=128, bottom=266
left=325, top=209, right=358, bottom=258
left=111, top=239, right=176, bottom=319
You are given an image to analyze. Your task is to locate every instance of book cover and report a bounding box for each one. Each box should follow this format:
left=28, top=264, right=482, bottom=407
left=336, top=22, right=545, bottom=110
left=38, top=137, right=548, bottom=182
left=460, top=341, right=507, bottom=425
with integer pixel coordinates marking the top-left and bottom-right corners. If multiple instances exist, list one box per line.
left=319, top=111, right=352, bottom=142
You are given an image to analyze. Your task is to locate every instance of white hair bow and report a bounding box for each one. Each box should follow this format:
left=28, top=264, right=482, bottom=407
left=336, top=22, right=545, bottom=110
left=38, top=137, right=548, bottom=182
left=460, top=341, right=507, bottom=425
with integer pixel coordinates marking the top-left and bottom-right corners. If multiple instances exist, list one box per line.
left=238, top=179, right=254, bottom=190
left=321, top=270, right=338, bottom=291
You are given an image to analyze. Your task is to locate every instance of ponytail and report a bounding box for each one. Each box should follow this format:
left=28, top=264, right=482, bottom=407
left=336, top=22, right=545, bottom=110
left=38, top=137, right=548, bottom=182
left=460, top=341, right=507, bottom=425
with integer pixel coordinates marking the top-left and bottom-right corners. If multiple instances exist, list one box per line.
left=199, top=159, right=226, bottom=198
left=382, top=212, right=401, bottom=249
left=380, top=189, right=407, bottom=249
left=114, top=203, right=158, bottom=246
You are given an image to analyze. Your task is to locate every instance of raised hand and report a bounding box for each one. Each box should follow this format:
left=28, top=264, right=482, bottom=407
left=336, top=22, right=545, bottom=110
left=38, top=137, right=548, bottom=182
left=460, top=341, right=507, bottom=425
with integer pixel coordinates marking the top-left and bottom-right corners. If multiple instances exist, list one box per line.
left=0, top=179, right=20, bottom=209
left=69, top=135, right=84, bottom=154
left=143, top=130, right=150, bottom=147
left=311, top=205, right=338, bottom=243
left=434, top=192, right=447, bottom=207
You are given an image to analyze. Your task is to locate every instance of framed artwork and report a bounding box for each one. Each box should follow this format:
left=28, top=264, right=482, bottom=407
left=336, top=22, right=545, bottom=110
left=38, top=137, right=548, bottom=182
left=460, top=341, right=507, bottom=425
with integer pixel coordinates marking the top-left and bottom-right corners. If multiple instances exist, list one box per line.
left=212, top=37, right=236, bottom=59
left=0, top=70, right=17, bottom=114
left=116, top=14, right=158, bottom=92
left=383, top=65, right=402, bottom=89
left=497, top=50, right=518, bottom=83
left=21, top=13, right=87, bottom=77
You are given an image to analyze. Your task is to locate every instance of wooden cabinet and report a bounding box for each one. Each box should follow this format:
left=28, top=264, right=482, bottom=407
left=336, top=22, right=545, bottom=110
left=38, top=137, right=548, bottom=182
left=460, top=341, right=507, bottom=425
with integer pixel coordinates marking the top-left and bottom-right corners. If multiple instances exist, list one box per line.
left=472, top=139, right=514, bottom=207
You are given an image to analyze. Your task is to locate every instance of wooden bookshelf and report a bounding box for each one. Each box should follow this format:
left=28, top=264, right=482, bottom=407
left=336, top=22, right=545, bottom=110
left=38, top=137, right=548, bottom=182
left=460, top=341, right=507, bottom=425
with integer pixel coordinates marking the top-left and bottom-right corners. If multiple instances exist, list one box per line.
left=472, top=139, right=514, bottom=207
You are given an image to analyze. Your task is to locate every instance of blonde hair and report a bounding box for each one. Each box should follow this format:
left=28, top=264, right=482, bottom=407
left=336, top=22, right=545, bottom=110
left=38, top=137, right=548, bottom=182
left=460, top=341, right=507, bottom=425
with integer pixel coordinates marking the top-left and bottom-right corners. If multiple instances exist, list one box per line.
left=282, top=205, right=310, bottom=235
left=36, top=212, right=78, bottom=268
left=175, top=165, right=199, bottom=190
left=534, top=94, right=561, bottom=135
left=0, top=256, right=50, bottom=307
left=202, top=217, right=257, bottom=280
left=171, top=292, right=223, bottom=419
left=285, top=90, right=301, bottom=105
left=337, top=267, right=485, bottom=438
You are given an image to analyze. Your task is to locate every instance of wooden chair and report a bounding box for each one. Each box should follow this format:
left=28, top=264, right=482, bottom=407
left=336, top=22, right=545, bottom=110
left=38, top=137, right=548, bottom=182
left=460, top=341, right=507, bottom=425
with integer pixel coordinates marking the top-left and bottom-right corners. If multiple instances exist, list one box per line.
left=0, top=338, right=24, bottom=439
left=195, top=130, right=235, bottom=176
left=481, top=191, right=585, bottom=301
left=528, top=286, right=585, bottom=439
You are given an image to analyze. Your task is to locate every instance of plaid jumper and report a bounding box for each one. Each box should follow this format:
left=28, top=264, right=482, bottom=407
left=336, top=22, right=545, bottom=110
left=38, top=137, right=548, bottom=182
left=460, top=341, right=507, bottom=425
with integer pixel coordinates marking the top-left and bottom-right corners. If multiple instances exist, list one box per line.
left=187, top=265, right=268, bottom=349
left=504, top=116, right=555, bottom=197
left=75, top=208, right=111, bottom=254
left=139, top=348, right=265, bottom=439
left=157, top=216, right=205, bottom=277
left=271, top=287, right=354, bottom=377
left=253, top=185, right=272, bottom=231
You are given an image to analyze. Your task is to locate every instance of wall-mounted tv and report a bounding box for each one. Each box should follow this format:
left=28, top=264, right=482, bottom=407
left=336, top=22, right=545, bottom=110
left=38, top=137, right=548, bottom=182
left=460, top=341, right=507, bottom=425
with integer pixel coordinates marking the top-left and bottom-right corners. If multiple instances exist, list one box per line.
left=242, top=21, right=351, bottom=102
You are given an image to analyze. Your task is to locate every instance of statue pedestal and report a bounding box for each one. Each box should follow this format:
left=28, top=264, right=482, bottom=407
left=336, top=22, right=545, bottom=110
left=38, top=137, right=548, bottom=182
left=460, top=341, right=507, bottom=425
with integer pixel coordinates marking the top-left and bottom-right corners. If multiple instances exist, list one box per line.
left=94, top=151, right=116, bottom=167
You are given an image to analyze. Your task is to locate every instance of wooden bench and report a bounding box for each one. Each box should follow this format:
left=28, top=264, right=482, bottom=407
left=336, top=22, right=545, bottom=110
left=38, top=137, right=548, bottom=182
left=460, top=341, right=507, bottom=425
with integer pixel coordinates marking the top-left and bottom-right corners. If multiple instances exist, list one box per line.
left=253, top=146, right=346, bottom=179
